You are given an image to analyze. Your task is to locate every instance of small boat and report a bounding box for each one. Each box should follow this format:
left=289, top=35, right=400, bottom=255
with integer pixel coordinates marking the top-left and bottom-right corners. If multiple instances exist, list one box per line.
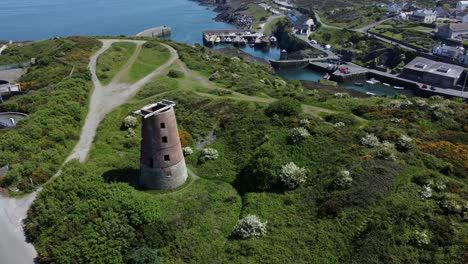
left=354, top=82, right=364, bottom=86
left=370, top=78, right=380, bottom=83
left=366, top=80, right=377, bottom=85
left=323, top=73, right=331, bottom=80
left=269, top=36, right=277, bottom=43
left=393, top=86, right=405, bottom=90
left=225, top=37, right=232, bottom=43
left=215, top=37, right=221, bottom=44
left=383, top=83, right=391, bottom=86
left=366, top=92, right=377, bottom=96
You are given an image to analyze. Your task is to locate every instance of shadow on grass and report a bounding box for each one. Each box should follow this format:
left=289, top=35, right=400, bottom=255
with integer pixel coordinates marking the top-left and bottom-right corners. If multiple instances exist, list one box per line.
left=101, top=168, right=139, bottom=188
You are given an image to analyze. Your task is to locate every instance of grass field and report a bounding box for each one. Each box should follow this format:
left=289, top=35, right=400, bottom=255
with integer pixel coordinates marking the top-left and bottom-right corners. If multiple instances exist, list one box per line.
left=96, top=42, right=136, bottom=85
left=124, top=42, right=171, bottom=83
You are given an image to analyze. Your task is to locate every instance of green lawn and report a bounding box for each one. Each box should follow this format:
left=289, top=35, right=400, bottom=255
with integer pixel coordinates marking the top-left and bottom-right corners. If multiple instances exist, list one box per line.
left=96, top=42, right=137, bottom=85
left=124, top=42, right=171, bottom=83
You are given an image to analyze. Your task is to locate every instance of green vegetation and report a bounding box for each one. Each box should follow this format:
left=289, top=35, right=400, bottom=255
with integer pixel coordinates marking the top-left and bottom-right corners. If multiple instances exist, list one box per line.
left=240, top=4, right=271, bottom=29
left=0, top=37, right=101, bottom=192
left=370, top=20, right=439, bottom=50
left=1, top=37, right=101, bottom=90
left=262, top=17, right=285, bottom=36
left=124, top=41, right=171, bottom=83
left=317, top=5, right=386, bottom=29
left=25, top=40, right=468, bottom=263
left=96, top=42, right=137, bottom=85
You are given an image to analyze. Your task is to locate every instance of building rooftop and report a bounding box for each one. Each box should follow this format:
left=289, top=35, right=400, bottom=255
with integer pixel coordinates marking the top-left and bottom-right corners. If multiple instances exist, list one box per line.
left=134, top=100, right=176, bottom=119
left=412, top=9, right=436, bottom=17
left=404, top=57, right=465, bottom=78
left=442, top=23, right=468, bottom=32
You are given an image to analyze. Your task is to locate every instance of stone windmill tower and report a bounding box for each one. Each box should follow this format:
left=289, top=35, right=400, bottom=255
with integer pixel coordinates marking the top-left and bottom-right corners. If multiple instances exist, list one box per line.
left=134, top=100, right=187, bottom=190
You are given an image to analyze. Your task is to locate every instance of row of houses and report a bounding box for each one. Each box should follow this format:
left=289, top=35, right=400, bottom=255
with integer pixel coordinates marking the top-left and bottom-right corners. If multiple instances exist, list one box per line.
left=387, top=1, right=468, bottom=23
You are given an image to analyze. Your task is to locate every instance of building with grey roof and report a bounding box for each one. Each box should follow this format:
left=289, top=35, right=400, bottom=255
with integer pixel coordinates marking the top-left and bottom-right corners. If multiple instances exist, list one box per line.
left=401, top=57, right=465, bottom=88
left=437, top=23, right=468, bottom=40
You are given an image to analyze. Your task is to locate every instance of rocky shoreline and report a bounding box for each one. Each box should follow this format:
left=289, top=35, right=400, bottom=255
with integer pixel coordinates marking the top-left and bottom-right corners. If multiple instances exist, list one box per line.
left=190, top=0, right=254, bottom=29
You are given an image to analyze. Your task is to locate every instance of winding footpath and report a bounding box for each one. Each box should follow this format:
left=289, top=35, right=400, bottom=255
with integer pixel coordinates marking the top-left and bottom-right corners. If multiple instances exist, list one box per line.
left=0, top=39, right=177, bottom=264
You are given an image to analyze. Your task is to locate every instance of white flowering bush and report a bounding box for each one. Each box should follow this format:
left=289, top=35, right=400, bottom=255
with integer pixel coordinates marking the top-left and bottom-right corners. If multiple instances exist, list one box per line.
left=396, top=135, right=414, bottom=151
left=411, top=230, right=431, bottom=246
left=335, top=170, right=353, bottom=189
left=201, top=148, right=219, bottom=160
left=233, top=215, right=267, bottom=239
left=299, top=119, right=310, bottom=127
left=390, top=118, right=402, bottom=123
left=334, top=92, right=350, bottom=99
left=419, top=185, right=432, bottom=199
left=123, top=115, right=138, bottom=128
left=279, top=162, right=307, bottom=189
left=414, top=99, right=428, bottom=108
left=376, top=145, right=397, bottom=161
left=360, top=133, right=380, bottom=148
left=429, top=102, right=454, bottom=119
left=182, top=147, right=193, bottom=156
left=438, top=198, right=463, bottom=214
left=388, top=100, right=402, bottom=109
left=289, top=127, right=310, bottom=143
left=333, top=122, right=345, bottom=128
left=125, top=128, right=136, bottom=138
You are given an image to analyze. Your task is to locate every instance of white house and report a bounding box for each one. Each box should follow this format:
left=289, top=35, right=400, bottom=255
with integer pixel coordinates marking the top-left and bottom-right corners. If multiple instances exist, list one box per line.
left=457, top=1, right=468, bottom=10
left=409, top=9, right=437, bottom=23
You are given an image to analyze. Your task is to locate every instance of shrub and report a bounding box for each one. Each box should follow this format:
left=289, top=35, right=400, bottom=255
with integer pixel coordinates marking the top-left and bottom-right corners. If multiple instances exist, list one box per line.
left=375, top=142, right=397, bottom=161
left=419, top=185, right=433, bottom=199
left=128, top=247, right=162, bottom=264
left=289, top=127, right=310, bottom=143
left=126, top=128, right=136, bottom=138
left=201, top=148, right=219, bottom=160
left=299, top=119, right=310, bottom=127
left=167, top=69, right=184, bottom=78
left=232, top=215, right=267, bottom=239
left=334, top=170, right=353, bottom=189
left=334, top=92, right=350, bottom=99
left=324, top=113, right=358, bottom=126
left=123, top=115, right=138, bottom=129
left=279, top=162, right=307, bottom=189
left=182, top=147, right=193, bottom=156
left=396, top=135, right=414, bottom=151
left=360, top=133, right=380, bottom=148
left=179, top=130, right=193, bottom=147
left=265, top=98, right=302, bottom=117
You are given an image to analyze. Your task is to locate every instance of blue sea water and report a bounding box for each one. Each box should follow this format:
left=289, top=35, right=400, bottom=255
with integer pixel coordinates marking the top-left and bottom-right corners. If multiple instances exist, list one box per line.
left=0, top=0, right=233, bottom=44
left=0, top=0, right=412, bottom=96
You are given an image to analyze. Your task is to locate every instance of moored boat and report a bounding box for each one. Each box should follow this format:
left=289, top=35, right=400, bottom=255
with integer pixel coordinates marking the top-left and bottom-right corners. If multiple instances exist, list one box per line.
left=354, top=82, right=364, bottom=86
left=366, top=92, right=377, bottom=96
left=393, top=86, right=405, bottom=90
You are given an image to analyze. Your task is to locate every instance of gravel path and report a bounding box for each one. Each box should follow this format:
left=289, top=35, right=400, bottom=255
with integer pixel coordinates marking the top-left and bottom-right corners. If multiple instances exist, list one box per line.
left=0, top=39, right=177, bottom=264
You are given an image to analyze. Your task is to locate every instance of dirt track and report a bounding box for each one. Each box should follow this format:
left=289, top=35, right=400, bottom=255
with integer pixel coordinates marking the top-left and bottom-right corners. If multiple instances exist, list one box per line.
left=0, top=39, right=177, bottom=264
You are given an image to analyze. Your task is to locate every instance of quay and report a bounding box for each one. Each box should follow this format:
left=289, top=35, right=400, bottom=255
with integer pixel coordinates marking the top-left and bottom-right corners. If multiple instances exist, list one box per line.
left=136, top=26, right=172, bottom=38
left=202, top=29, right=277, bottom=47
left=331, top=63, right=468, bottom=99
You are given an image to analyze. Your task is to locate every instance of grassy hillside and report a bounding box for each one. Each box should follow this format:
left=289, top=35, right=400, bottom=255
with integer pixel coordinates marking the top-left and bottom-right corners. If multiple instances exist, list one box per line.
left=124, top=42, right=171, bottom=83
left=96, top=42, right=137, bottom=85
left=0, top=37, right=101, bottom=193
left=25, top=41, right=467, bottom=263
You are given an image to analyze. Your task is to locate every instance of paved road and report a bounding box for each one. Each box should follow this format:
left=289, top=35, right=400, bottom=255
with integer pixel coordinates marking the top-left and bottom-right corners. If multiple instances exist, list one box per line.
left=259, top=15, right=284, bottom=35
left=0, top=39, right=177, bottom=264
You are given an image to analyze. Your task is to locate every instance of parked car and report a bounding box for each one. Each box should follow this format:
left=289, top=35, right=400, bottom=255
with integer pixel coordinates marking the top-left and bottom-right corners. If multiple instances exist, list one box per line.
left=309, top=39, right=318, bottom=44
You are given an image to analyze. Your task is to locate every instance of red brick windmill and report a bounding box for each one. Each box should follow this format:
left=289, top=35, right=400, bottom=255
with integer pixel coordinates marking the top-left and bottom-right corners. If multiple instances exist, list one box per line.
left=134, top=100, right=187, bottom=190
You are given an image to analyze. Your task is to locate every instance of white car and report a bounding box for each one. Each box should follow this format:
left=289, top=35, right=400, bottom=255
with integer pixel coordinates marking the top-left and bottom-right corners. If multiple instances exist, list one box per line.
left=309, top=40, right=318, bottom=44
